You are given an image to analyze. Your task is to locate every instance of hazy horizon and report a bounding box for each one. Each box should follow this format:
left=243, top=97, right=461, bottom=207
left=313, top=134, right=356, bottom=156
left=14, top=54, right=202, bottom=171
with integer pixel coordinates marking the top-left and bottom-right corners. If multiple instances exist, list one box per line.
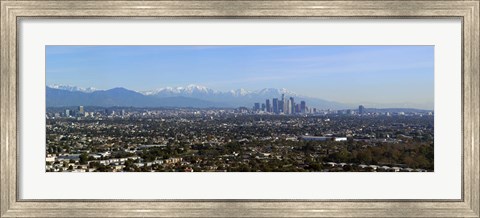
left=46, top=45, right=434, bottom=109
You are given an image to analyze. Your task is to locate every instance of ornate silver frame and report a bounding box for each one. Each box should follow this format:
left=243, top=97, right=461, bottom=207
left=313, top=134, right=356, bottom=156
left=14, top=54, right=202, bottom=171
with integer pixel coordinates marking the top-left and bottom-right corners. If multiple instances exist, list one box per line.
left=1, top=1, right=478, bottom=217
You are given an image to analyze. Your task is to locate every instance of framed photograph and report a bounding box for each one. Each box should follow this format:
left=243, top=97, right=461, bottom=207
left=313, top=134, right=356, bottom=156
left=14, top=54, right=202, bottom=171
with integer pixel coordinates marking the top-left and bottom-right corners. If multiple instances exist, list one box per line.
left=1, top=0, right=478, bottom=217
left=44, top=45, right=436, bottom=174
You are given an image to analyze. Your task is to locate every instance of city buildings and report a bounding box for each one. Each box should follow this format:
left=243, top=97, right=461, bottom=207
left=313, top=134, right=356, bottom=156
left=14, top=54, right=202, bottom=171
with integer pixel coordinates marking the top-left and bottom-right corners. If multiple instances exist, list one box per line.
left=46, top=106, right=434, bottom=172
left=272, top=98, right=278, bottom=114
left=253, top=94, right=309, bottom=115
left=78, top=105, right=84, bottom=114
left=289, top=97, right=295, bottom=114
left=358, top=105, right=365, bottom=115
left=254, top=103, right=260, bottom=112
left=266, top=99, right=271, bottom=113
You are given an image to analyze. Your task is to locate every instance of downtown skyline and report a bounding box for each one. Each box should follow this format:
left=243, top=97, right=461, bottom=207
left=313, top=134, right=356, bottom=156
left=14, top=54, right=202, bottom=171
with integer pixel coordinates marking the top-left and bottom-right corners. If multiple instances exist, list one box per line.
left=46, top=45, right=434, bottom=109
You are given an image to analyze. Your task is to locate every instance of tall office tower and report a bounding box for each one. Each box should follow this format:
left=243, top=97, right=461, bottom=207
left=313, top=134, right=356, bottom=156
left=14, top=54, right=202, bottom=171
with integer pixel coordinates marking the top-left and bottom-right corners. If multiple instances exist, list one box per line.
left=279, top=100, right=284, bottom=113
left=78, top=105, right=84, bottom=114
left=300, top=101, right=306, bottom=113
left=65, top=109, right=70, bottom=117
left=358, top=105, right=365, bottom=115
left=286, top=99, right=292, bottom=114
left=266, top=99, right=271, bottom=112
left=254, top=103, right=260, bottom=111
left=282, top=94, right=288, bottom=113
left=261, top=103, right=266, bottom=111
left=272, top=98, right=279, bottom=114
left=284, top=99, right=288, bottom=114
left=289, top=97, right=295, bottom=114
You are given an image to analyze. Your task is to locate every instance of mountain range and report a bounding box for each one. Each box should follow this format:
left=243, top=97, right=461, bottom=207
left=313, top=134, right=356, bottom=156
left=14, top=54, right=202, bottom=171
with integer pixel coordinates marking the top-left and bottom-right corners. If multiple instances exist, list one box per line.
left=46, top=84, right=347, bottom=109
left=47, top=84, right=98, bottom=93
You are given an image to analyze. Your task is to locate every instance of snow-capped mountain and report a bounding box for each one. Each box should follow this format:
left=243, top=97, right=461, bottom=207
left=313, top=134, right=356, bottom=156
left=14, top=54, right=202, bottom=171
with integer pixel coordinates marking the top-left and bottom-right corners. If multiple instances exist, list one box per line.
left=46, top=86, right=218, bottom=108
left=229, top=88, right=252, bottom=97
left=141, top=84, right=219, bottom=96
left=143, top=85, right=299, bottom=98
left=47, top=84, right=97, bottom=93
left=254, top=88, right=297, bottom=97
left=46, top=84, right=348, bottom=109
left=45, top=84, right=433, bottom=110
left=139, top=85, right=345, bottom=109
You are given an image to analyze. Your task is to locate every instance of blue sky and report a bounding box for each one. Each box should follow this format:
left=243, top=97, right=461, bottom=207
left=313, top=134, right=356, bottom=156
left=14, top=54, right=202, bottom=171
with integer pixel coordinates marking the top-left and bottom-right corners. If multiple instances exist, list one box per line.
left=46, top=45, right=434, bottom=108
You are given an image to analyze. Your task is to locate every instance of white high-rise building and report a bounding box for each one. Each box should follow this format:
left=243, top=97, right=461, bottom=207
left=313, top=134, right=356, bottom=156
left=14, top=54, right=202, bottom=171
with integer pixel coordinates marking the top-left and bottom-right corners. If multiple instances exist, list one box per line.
left=78, top=106, right=84, bottom=114
left=286, top=99, right=292, bottom=114
left=282, top=94, right=288, bottom=113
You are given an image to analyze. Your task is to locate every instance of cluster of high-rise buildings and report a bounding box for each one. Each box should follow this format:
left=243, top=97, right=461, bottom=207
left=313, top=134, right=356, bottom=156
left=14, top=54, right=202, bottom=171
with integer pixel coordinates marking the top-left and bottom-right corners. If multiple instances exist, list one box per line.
left=253, top=94, right=312, bottom=114
left=49, top=106, right=128, bottom=119
left=63, top=106, right=84, bottom=117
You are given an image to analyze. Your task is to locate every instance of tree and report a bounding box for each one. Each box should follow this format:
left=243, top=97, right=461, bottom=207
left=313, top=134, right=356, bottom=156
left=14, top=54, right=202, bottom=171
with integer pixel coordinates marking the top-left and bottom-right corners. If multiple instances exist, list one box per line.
left=79, top=153, right=89, bottom=165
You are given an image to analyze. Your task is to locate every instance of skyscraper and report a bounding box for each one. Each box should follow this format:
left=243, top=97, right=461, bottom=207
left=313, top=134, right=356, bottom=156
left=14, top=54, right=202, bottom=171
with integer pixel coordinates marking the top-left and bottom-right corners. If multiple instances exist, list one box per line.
left=78, top=106, right=84, bottom=114
left=279, top=100, right=284, bottom=113
left=300, top=101, right=306, bottom=113
left=272, top=98, right=279, bottom=114
left=266, top=99, right=271, bottom=113
left=286, top=99, right=292, bottom=114
left=358, top=105, right=365, bottom=115
left=289, top=97, right=295, bottom=114
left=282, top=94, right=288, bottom=113
left=254, top=103, right=260, bottom=111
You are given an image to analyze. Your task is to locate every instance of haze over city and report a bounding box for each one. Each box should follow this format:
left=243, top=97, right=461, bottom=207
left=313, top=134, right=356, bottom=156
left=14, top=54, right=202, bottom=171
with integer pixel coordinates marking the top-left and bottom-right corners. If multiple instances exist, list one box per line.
left=46, top=45, right=434, bottom=109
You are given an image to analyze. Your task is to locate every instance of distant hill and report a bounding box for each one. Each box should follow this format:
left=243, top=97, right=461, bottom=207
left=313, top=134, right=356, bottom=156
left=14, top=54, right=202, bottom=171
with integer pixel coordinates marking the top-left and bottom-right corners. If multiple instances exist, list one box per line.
left=46, top=85, right=431, bottom=111
left=46, top=85, right=348, bottom=109
left=46, top=87, right=220, bottom=108
left=141, top=85, right=347, bottom=109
